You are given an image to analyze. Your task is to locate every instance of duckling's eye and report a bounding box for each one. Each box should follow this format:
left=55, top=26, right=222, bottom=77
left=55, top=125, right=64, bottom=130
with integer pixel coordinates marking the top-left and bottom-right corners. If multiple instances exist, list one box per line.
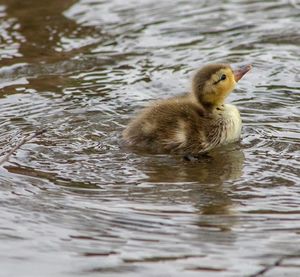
left=220, top=74, right=226, bottom=81
left=213, top=74, right=227, bottom=85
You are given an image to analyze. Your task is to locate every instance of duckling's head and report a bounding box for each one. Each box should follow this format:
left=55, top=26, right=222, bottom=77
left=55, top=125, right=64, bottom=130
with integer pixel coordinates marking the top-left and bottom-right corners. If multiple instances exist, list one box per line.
left=192, top=63, right=251, bottom=109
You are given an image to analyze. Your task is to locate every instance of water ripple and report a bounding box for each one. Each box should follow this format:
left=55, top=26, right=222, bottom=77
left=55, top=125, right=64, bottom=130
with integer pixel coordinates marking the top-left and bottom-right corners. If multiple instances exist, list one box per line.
left=0, top=0, right=299, bottom=276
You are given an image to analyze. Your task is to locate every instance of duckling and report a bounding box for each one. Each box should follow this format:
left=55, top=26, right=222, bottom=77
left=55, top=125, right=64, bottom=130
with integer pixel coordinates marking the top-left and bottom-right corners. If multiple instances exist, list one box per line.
left=123, top=63, right=251, bottom=158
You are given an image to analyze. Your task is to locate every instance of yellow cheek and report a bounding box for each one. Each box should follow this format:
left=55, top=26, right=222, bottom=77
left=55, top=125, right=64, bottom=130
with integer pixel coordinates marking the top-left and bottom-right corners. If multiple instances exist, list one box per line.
left=202, top=87, right=222, bottom=106
left=219, top=76, right=236, bottom=97
left=202, top=77, right=236, bottom=105
left=201, top=69, right=236, bottom=106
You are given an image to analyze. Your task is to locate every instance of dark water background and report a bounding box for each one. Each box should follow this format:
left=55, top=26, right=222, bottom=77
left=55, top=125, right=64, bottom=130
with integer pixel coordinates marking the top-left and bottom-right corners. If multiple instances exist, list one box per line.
left=0, top=0, right=299, bottom=276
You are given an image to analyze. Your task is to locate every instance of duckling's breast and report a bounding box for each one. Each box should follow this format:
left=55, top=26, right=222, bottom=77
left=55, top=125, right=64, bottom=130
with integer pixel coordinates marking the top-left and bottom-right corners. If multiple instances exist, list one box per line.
left=220, top=104, right=242, bottom=144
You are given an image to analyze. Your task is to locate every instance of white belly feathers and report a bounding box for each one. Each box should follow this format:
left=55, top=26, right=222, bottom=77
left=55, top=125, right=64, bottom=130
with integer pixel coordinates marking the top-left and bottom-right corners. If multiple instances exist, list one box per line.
left=220, top=104, right=242, bottom=144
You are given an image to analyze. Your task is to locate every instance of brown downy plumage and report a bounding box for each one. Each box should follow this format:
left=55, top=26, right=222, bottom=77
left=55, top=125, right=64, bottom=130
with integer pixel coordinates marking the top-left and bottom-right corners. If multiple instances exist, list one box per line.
left=123, top=63, right=251, bottom=157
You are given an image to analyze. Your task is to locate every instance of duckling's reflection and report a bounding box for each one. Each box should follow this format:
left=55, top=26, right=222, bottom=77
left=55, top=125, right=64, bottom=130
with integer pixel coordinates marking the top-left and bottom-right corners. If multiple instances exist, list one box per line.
left=141, top=144, right=244, bottom=184
left=135, top=145, right=244, bottom=213
left=135, top=145, right=244, bottom=244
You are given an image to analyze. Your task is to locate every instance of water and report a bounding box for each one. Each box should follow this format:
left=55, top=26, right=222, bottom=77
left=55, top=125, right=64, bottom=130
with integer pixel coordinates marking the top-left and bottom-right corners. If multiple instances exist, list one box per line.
left=0, top=0, right=299, bottom=276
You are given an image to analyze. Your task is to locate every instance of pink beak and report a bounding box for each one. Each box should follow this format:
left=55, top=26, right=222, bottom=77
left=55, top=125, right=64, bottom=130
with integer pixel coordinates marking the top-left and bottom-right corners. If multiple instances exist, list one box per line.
left=234, top=64, right=252, bottom=82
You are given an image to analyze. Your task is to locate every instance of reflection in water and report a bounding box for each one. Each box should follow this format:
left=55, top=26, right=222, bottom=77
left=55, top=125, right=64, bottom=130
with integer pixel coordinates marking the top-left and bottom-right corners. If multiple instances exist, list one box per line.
left=0, top=0, right=299, bottom=276
left=142, top=145, right=244, bottom=184
left=137, top=145, right=244, bottom=215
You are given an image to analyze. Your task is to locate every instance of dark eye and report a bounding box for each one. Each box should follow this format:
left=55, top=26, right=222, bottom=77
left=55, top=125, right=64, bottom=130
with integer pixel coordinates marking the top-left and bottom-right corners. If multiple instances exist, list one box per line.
left=220, top=74, right=226, bottom=81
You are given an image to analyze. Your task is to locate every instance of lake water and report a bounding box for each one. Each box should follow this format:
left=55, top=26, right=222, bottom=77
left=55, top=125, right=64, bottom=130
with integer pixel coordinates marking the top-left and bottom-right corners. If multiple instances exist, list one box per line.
left=0, top=0, right=299, bottom=276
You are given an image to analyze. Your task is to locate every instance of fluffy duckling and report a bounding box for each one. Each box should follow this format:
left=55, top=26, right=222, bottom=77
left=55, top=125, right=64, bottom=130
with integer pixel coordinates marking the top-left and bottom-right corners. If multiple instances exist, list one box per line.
left=123, top=64, right=251, bottom=158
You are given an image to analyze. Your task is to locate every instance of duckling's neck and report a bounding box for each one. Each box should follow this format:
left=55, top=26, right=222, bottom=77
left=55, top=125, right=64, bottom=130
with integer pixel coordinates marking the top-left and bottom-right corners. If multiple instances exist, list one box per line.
left=212, top=103, right=237, bottom=116
left=212, top=103, right=225, bottom=116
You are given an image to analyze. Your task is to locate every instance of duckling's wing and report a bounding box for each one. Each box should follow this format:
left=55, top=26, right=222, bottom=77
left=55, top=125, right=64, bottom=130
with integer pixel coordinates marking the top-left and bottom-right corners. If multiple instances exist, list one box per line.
left=123, top=99, right=220, bottom=155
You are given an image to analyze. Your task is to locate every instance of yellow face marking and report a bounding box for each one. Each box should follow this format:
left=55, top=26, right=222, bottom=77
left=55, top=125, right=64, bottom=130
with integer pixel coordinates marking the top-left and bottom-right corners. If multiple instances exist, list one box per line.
left=202, top=68, right=236, bottom=107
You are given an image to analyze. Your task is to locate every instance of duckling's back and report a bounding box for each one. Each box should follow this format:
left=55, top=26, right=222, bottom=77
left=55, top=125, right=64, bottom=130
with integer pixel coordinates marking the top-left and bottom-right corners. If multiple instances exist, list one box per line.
left=122, top=98, right=216, bottom=155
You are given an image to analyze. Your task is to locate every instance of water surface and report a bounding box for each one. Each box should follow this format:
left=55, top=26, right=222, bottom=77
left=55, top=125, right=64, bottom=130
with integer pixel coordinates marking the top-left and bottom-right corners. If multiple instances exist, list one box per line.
left=0, top=0, right=299, bottom=276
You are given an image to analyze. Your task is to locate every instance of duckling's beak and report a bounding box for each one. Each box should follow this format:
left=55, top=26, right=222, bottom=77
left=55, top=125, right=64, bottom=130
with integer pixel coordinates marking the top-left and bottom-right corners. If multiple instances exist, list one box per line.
left=234, top=64, right=252, bottom=82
